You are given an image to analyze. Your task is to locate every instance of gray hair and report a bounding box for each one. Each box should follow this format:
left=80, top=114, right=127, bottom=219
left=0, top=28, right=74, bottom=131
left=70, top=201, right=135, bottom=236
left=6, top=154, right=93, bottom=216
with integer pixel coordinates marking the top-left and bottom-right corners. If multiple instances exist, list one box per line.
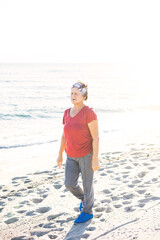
left=72, top=82, right=88, bottom=100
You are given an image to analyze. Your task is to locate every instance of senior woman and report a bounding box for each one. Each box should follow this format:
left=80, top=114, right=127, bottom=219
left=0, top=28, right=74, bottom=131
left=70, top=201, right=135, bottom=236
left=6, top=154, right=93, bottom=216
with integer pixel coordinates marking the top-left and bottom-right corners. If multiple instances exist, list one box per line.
left=57, top=81, right=100, bottom=224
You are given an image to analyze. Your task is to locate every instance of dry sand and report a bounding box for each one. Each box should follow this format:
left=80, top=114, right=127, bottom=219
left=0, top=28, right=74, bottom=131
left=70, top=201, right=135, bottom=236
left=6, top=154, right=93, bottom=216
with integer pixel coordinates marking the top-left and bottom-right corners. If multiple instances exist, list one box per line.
left=0, top=144, right=160, bottom=240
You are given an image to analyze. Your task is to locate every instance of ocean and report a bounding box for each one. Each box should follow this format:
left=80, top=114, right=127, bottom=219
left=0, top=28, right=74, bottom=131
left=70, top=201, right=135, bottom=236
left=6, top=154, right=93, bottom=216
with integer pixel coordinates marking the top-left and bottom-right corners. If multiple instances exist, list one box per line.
left=0, top=63, right=160, bottom=166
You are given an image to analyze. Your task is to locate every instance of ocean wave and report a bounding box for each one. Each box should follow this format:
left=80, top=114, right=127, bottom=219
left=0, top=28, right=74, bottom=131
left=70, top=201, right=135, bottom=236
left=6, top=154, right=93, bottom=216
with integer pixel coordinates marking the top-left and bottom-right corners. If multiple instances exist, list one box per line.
left=94, top=108, right=124, bottom=113
left=0, top=114, right=32, bottom=119
left=0, top=140, right=58, bottom=150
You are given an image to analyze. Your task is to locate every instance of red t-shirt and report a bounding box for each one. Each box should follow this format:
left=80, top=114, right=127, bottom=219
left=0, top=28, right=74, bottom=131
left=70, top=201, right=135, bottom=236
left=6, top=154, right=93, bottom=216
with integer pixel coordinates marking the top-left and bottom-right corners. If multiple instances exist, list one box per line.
left=63, top=106, right=97, bottom=157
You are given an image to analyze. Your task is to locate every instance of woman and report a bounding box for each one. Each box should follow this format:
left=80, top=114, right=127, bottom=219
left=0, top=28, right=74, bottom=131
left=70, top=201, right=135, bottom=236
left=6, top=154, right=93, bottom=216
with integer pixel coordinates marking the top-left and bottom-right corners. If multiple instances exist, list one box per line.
left=57, top=81, right=100, bottom=224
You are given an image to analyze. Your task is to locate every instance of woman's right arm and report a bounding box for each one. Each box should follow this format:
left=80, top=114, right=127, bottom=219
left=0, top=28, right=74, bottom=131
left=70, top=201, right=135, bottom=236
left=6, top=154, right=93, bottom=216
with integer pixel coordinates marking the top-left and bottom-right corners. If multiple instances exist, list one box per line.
left=57, top=133, right=66, bottom=168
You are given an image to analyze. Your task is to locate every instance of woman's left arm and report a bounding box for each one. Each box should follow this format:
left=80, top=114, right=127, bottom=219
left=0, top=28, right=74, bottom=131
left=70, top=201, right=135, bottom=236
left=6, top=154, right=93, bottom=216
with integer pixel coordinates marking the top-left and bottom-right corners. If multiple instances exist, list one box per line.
left=88, top=120, right=100, bottom=171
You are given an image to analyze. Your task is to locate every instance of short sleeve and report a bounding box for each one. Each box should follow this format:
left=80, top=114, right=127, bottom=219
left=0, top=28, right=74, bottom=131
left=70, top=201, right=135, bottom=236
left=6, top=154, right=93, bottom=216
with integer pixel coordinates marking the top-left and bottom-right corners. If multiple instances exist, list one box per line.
left=86, top=109, right=97, bottom=124
left=62, top=110, right=67, bottom=124
left=62, top=114, right=65, bottom=124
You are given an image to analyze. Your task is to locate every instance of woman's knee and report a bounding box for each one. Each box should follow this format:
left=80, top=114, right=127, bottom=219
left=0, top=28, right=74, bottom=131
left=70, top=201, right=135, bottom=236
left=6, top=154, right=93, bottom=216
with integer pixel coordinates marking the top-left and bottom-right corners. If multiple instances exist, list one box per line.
left=65, top=181, right=72, bottom=190
left=65, top=180, right=76, bottom=191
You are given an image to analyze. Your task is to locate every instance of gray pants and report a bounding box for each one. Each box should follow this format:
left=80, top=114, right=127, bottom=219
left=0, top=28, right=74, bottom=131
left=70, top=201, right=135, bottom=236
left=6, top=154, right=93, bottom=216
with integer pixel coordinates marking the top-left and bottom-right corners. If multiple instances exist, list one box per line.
left=64, top=152, right=94, bottom=214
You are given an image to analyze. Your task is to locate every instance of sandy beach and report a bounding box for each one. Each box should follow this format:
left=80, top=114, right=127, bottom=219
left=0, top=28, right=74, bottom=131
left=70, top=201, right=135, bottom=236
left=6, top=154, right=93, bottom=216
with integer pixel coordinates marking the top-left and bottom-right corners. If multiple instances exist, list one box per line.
left=0, top=143, right=160, bottom=240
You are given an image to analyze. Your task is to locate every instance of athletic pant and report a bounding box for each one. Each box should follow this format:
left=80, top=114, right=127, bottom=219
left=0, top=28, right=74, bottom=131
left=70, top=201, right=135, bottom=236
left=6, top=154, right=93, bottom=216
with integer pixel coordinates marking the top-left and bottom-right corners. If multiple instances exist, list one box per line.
left=64, top=152, right=94, bottom=214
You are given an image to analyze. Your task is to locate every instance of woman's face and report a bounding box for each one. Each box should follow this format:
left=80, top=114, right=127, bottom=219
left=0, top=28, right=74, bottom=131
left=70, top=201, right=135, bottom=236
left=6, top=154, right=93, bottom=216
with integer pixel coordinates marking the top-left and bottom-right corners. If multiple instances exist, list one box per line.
left=71, top=87, right=84, bottom=105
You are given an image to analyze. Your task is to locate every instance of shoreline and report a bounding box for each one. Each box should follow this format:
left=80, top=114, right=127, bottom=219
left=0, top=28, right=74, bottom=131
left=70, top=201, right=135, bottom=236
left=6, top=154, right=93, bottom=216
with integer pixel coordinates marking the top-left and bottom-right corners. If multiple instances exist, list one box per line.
left=0, top=143, right=160, bottom=239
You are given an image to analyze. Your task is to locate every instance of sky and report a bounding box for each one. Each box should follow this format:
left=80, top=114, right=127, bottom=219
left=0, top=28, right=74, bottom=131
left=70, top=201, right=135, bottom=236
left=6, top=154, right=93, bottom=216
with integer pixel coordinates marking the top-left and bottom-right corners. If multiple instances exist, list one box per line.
left=0, top=0, right=160, bottom=63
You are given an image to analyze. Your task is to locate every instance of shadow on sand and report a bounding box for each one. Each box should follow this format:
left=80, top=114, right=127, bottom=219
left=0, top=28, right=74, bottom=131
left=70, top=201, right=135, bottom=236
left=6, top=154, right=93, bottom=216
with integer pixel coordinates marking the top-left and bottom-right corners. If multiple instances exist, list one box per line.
left=91, top=218, right=139, bottom=240
left=64, top=219, right=92, bottom=240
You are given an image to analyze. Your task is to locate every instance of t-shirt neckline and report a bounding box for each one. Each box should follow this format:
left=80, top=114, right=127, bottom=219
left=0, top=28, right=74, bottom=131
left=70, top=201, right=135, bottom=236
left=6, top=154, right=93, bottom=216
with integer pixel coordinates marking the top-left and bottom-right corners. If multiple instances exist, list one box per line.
left=69, top=105, right=87, bottom=119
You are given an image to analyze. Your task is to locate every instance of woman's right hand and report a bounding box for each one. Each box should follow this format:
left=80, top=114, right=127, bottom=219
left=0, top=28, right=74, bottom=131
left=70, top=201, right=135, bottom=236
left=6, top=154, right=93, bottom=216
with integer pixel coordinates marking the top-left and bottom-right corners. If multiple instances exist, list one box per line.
left=57, top=155, right=63, bottom=169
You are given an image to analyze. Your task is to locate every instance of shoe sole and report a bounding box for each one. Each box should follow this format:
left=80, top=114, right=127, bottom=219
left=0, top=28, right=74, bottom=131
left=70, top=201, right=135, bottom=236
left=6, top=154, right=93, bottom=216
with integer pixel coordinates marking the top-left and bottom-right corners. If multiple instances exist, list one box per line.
left=74, top=216, right=93, bottom=224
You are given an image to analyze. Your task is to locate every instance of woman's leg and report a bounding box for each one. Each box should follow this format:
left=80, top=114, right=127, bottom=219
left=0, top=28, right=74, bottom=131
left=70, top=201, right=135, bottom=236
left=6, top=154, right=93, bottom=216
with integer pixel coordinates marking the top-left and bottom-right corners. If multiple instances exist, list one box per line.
left=79, top=152, right=94, bottom=215
left=64, top=155, right=84, bottom=200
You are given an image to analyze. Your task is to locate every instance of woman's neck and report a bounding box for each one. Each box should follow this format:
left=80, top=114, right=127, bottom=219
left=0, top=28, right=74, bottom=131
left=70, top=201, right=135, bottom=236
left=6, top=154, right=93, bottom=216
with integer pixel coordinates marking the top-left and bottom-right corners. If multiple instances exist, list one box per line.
left=73, top=102, right=85, bottom=111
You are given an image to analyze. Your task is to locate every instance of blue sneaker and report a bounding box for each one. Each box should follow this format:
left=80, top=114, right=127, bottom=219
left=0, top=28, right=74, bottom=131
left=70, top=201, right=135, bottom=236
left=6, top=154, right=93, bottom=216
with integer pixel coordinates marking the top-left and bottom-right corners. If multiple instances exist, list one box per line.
left=74, top=212, right=93, bottom=224
left=79, top=202, right=83, bottom=212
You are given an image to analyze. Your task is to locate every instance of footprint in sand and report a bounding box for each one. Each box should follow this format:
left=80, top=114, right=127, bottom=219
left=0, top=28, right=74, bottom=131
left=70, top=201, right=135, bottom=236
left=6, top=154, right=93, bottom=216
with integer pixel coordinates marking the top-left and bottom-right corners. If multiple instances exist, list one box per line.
left=27, top=190, right=34, bottom=194
left=23, top=179, right=32, bottom=184
left=19, top=188, right=27, bottom=192
left=138, top=198, right=150, bottom=204
left=47, top=213, right=63, bottom=221
left=100, top=218, right=106, bottom=222
left=120, top=159, right=127, bottom=165
left=100, top=198, right=111, bottom=204
left=113, top=204, right=123, bottom=209
left=128, top=184, right=134, bottom=188
left=106, top=206, right=113, bottom=213
left=0, top=208, right=3, bottom=213
left=60, top=194, right=66, bottom=198
left=111, top=196, right=120, bottom=201
left=42, top=222, right=57, bottom=229
left=17, top=210, right=27, bottom=214
left=32, top=198, right=44, bottom=204
left=33, top=170, right=52, bottom=175
left=144, top=181, right=151, bottom=185
left=151, top=158, right=160, bottom=162
left=138, top=203, right=146, bottom=208
left=152, top=178, right=158, bottom=182
left=36, top=207, right=51, bottom=214
left=2, top=188, right=9, bottom=193
left=122, top=171, right=130, bottom=174
left=48, top=234, right=58, bottom=239
left=148, top=166, right=155, bottom=170
left=123, top=193, right=135, bottom=200
left=42, top=194, right=48, bottom=199
left=1, top=196, right=7, bottom=199
left=7, top=197, right=14, bottom=202
left=115, top=177, right=121, bottom=181
left=132, top=179, right=141, bottom=184
left=142, top=162, right=150, bottom=166
left=4, top=217, right=19, bottom=224
left=111, top=164, right=119, bottom=168
left=132, top=163, right=139, bottom=166
left=37, top=188, right=49, bottom=195
left=100, top=172, right=107, bottom=176
left=136, top=189, right=146, bottom=194
left=123, top=180, right=129, bottom=184
left=124, top=206, right=136, bottom=212
left=53, top=182, right=63, bottom=190
left=122, top=200, right=132, bottom=205
left=102, top=189, right=111, bottom=194
left=137, top=172, right=148, bottom=178
left=122, top=174, right=129, bottom=179
left=86, top=226, right=96, bottom=231
left=81, top=233, right=90, bottom=239
left=0, top=201, right=6, bottom=207
left=125, top=165, right=132, bottom=169
left=94, top=207, right=106, bottom=212
left=11, top=235, right=34, bottom=240
left=20, top=200, right=30, bottom=205
left=46, top=176, right=53, bottom=180
left=138, top=196, right=160, bottom=206
left=14, top=192, right=22, bottom=197
left=12, top=182, right=20, bottom=187
left=95, top=213, right=103, bottom=218
left=12, top=176, right=28, bottom=181
left=27, top=186, right=34, bottom=190
left=26, top=211, right=36, bottom=216
left=30, top=230, right=50, bottom=238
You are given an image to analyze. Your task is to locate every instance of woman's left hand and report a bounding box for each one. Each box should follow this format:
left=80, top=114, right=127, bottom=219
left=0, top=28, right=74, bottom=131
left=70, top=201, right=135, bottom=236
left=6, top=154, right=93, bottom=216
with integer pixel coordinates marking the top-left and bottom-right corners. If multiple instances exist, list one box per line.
left=92, top=161, right=100, bottom=171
